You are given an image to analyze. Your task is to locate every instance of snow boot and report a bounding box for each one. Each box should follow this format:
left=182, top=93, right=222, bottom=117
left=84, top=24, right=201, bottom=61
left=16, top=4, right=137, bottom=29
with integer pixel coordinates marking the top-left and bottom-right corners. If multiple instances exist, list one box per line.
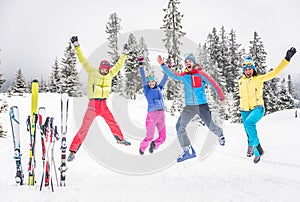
left=177, top=145, right=196, bottom=163
left=139, top=148, right=144, bottom=155
left=218, top=134, right=225, bottom=146
left=149, top=141, right=155, bottom=153
left=254, top=151, right=265, bottom=164
left=247, top=146, right=254, bottom=157
left=114, top=135, right=131, bottom=146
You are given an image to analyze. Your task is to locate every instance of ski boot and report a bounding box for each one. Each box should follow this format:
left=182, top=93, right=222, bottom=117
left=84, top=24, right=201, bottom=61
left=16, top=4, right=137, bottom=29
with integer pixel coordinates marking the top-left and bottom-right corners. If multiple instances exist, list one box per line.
left=218, top=134, right=225, bottom=146
left=149, top=141, right=155, bottom=153
left=177, top=145, right=196, bottom=163
left=67, top=152, right=75, bottom=162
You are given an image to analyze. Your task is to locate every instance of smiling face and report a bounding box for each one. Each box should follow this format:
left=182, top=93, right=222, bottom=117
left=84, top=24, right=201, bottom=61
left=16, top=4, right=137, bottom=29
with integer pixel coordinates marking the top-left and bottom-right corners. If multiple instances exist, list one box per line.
left=99, top=68, right=109, bottom=75
left=185, top=59, right=195, bottom=71
left=244, top=67, right=254, bottom=78
left=148, top=80, right=156, bottom=89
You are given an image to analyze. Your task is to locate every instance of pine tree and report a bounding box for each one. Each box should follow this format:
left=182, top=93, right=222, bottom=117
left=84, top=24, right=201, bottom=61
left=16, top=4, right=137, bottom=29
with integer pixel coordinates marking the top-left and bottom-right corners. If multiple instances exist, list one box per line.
left=39, top=76, right=47, bottom=93
left=61, top=42, right=82, bottom=97
left=106, top=12, right=123, bottom=93
left=227, top=29, right=244, bottom=122
left=9, top=69, right=28, bottom=96
left=277, top=78, right=295, bottom=110
left=49, top=57, right=61, bottom=93
left=123, top=34, right=141, bottom=99
left=138, top=37, right=152, bottom=75
left=287, top=74, right=296, bottom=99
left=161, top=0, right=185, bottom=112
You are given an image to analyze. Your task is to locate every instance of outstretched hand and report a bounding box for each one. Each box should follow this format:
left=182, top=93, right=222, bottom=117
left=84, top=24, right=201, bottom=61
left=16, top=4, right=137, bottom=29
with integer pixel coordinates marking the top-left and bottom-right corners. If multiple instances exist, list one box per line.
left=285, top=47, right=297, bottom=61
left=70, top=36, right=80, bottom=47
left=157, top=55, right=165, bottom=65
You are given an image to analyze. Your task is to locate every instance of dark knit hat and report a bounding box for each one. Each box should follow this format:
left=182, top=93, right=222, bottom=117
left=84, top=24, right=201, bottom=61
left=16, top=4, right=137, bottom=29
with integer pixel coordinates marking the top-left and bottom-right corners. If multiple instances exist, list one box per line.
left=184, top=53, right=197, bottom=64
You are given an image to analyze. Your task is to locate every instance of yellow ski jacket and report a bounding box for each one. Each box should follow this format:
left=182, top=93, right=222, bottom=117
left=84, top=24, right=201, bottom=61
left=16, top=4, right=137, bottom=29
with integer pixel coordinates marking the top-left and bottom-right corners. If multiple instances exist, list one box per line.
left=239, top=58, right=290, bottom=111
left=74, top=46, right=127, bottom=99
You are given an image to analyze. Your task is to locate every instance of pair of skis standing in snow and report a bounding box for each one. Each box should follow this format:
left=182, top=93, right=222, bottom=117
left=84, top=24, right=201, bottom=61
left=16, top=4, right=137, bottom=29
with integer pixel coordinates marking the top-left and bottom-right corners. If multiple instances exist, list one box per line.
left=9, top=83, right=69, bottom=190
left=67, top=36, right=297, bottom=165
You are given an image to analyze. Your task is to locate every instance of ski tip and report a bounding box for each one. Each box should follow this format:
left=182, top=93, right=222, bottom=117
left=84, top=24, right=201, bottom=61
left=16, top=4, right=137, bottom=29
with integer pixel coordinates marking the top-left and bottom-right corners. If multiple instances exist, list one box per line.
left=32, top=79, right=39, bottom=83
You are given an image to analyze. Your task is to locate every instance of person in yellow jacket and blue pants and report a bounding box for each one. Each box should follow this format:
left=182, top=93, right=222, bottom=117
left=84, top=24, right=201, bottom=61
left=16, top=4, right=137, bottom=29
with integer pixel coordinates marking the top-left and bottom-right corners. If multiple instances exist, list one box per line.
left=68, top=36, right=131, bottom=162
left=239, top=47, right=296, bottom=164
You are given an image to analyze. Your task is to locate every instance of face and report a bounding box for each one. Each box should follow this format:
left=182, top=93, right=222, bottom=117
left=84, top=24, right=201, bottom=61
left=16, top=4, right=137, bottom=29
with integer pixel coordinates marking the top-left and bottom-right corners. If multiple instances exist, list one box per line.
left=148, top=80, right=156, bottom=88
left=99, top=68, right=109, bottom=75
left=185, top=59, right=194, bottom=71
left=244, top=68, right=254, bottom=78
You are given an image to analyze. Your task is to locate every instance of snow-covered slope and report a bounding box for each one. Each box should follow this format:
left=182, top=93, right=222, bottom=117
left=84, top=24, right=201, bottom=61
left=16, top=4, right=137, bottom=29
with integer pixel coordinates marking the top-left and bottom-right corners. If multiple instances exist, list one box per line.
left=0, top=94, right=299, bottom=202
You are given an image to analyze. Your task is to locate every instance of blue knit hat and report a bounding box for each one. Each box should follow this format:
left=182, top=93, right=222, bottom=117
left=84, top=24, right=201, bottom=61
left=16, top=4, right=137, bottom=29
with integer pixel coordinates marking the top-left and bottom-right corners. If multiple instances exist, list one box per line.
left=184, top=53, right=197, bottom=64
left=147, top=76, right=156, bottom=82
left=242, top=56, right=256, bottom=72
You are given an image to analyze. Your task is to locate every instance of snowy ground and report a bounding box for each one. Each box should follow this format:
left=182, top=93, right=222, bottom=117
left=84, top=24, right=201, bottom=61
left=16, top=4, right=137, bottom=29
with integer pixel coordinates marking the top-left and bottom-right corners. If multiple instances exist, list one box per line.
left=0, top=93, right=299, bottom=202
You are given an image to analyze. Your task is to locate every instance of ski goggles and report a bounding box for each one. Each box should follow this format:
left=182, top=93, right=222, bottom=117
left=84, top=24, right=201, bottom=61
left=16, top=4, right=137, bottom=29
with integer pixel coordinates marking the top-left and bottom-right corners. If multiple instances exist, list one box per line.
left=100, top=61, right=110, bottom=66
left=242, top=62, right=254, bottom=67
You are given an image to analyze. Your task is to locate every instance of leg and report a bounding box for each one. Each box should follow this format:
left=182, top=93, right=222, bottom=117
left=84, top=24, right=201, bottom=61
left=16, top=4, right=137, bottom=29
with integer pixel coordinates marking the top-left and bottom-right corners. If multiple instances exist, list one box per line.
left=153, top=111, right=166, bottom=150
left=176, top=106, right=198, bottom=147
left=69, top=101, right=97, bottom=152
left=242, top=107, right=265, bottom=156
left=198, top=104, right=223, bottom=137
left=140, top=112, right=156, bottom=152
left=99, top=100, right=124, bottom=141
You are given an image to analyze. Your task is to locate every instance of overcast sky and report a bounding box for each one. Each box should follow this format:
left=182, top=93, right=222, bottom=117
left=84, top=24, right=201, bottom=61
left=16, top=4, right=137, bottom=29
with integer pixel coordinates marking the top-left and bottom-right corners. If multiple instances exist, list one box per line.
left=1, top=0, right=300, bottom=82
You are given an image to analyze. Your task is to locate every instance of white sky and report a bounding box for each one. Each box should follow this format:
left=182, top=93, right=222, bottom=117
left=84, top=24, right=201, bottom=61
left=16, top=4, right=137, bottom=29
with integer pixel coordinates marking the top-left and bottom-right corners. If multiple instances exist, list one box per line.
left=1, top=0, right=300, bottom=81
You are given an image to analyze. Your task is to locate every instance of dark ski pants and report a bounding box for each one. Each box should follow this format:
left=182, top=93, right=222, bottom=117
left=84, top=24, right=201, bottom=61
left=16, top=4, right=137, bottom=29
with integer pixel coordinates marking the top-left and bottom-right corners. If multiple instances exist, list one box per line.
left=176, top=104, right=223, bottom=148
left=69, top=99, right=124, bottom=152
left=241, top=106, right=265, bottom=157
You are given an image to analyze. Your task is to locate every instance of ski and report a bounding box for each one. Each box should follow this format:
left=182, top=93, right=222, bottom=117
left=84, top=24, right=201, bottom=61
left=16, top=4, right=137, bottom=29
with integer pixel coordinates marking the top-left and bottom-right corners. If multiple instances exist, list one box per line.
left=58, top=93, right=69, bottom=186
left=9, top=106, right=24, bottom=185
left=27, top=79, right=39, bottom=186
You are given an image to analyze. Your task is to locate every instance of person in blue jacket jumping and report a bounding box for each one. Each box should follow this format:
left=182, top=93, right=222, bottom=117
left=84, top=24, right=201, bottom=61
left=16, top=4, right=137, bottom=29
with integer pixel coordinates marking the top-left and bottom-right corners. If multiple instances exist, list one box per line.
left=138, top=57, right=168, bottom=155
left=157, top=54, right=226, bottom=162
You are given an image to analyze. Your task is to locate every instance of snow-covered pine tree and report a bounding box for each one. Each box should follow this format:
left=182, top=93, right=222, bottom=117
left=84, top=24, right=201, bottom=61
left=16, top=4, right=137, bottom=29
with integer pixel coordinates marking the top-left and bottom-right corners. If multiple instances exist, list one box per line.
left=138, top=37, right=152, bottom=75
left=106, top=12, right=123, bottom=93
left=161, top=0, right=185, bottom=113
left=287, top=74, right=296, bottom=99
left=61, top=42, right=82, bottom=97
left=227, top=29, right=243, bottom=122
left=39, top=76, right=47, bottom=93
left=9, top=69, right=28, bottom=96
left=277, top=78, right=295, bottom=110
left=265, top=69, right=280, bottom=113
left=49, top=57, right=61, bottom=93
left=123, top=34, right=141, bottom=99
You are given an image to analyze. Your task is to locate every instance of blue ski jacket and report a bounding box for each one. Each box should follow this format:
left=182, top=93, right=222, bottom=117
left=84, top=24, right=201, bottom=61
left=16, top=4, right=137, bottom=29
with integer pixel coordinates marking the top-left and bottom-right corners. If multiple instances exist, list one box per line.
left=160, top=64, right=225, bottom=106
left=140, top=67, right=168, bottom=112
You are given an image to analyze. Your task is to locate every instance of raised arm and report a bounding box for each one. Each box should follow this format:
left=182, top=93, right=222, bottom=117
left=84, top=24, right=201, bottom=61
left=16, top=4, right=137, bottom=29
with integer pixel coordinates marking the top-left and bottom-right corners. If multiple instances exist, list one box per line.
left=157, top=55, right=182, bottom=81
left=71, top=36, right=95, bottom=74
left=139, top=66, right=147, bottom=86
left=158, top=73, right=168, bottom=89
left=261, top=47, right=296, bottom=82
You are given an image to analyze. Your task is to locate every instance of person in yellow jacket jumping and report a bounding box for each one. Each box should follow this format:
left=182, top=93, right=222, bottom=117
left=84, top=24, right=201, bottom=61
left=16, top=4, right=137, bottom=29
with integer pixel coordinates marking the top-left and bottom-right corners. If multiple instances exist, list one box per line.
left=239, top=47, right=296, bottom=164
left=68, top=36, right=131, bottom=162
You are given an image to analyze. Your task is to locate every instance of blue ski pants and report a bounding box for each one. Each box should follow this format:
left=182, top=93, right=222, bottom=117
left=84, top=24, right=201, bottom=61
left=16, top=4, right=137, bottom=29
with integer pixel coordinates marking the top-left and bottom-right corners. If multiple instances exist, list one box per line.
left=241, top=106, right=265, bottom=156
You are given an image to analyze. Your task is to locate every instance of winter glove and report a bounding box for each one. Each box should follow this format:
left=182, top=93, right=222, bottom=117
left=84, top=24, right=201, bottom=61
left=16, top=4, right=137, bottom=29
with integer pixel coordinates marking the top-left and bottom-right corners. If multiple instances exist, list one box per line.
left=137, top=56, right=145, bottom=65
left=70, top=36, right=80, bottom=47
left=285, top=47, right=296, bottom=61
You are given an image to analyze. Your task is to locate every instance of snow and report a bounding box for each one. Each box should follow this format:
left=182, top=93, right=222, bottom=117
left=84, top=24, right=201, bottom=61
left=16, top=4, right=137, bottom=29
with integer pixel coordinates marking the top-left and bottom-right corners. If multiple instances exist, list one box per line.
left=0, top=93, right=300, bottom=202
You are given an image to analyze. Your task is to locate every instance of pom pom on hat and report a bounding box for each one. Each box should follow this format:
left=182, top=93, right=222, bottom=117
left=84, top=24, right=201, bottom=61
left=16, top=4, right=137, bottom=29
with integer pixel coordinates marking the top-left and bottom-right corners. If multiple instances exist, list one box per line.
left=99, top=60, right=111, bottom=71
left=242, top=56, right=256, bottom=72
